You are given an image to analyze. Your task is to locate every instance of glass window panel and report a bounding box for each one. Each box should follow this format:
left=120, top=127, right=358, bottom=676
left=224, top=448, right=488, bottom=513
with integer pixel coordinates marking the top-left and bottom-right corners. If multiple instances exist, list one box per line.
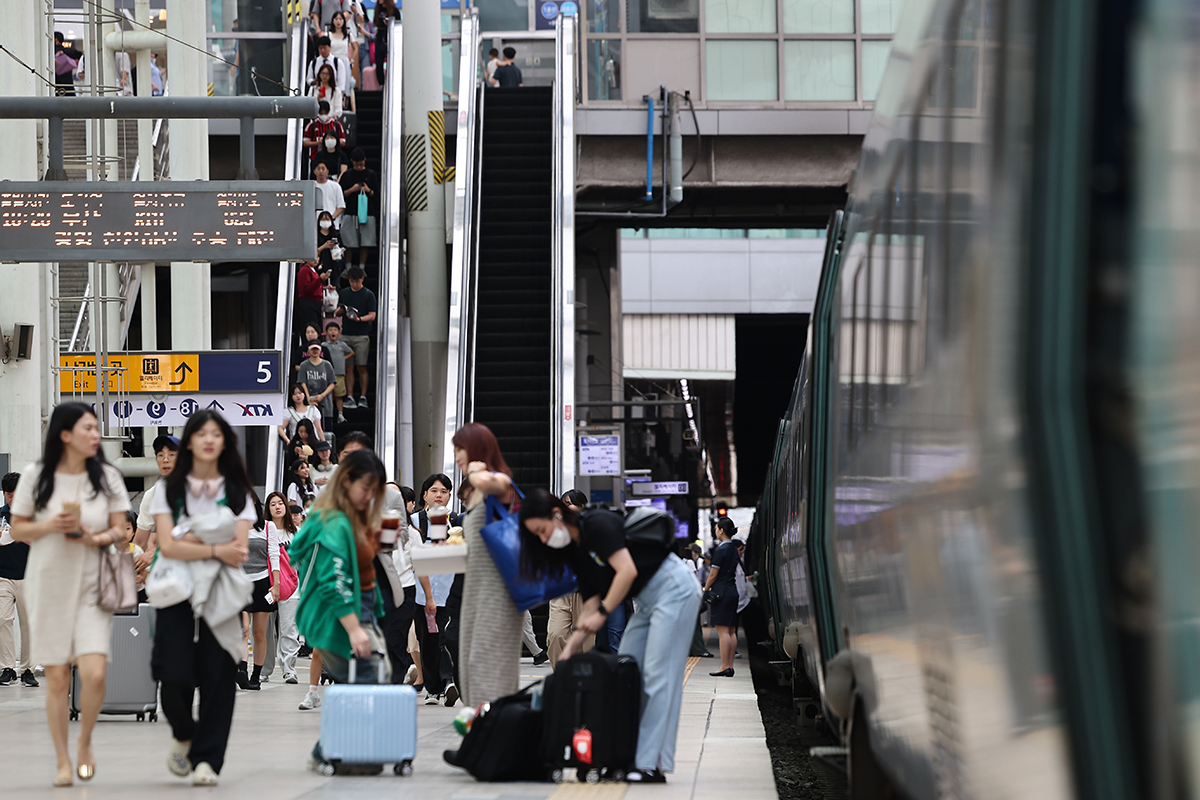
left=748, top=228, right=827, bottom=238
left=621, top=228, right=647, bottom=238
left=477, top=0, right=531, bottom=31
left=951, top=44, right=978, bottom=108
left=861, top=0, right=902, bottom=33
left=587, top=39, right=623, bottom=100
left=784, top=40, right=855, bottom=101
left=705, top=0, right=776, bottom=33
left=782, top=0, right=853, bottom=33
left=706, top=40, right=778, bottom=101
left=586, top=0, right=619, bottom=32
left=861, top=40, right=891, bottom=101
left=648, top=228, right=748, bottom=237
left=627, top=0, right=700, bottom=33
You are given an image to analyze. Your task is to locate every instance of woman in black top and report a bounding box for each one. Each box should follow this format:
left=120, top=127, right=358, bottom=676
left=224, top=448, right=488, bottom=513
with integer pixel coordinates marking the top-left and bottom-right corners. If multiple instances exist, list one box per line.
left=519, top=489, right=701, bottom=784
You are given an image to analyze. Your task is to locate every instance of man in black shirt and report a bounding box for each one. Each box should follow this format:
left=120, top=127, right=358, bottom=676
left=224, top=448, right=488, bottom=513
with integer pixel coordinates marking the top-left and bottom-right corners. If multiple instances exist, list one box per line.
left=493, top=47, right=523, bottom=88
left=338, top=149, right=381, bottom=271
left=702, top=517, right=741, bottom=676
left=54, top=32, right=82, bottom=97
left=0, top=472, right=36, bottom=687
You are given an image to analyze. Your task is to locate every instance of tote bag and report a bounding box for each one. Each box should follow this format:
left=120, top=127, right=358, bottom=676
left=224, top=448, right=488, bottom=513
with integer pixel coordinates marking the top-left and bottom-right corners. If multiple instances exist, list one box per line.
left=478, top=489, right=576, bottom=612
left=277, top=543, right=299, bottom=600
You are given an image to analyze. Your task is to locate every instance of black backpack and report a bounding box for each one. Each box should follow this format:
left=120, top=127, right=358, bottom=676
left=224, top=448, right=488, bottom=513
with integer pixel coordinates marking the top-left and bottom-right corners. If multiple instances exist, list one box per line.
left=622, top=506, right=675, bottom=550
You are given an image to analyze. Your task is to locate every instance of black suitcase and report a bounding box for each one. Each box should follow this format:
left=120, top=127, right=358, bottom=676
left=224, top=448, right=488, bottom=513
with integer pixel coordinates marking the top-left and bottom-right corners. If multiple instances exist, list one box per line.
left=539, top=650, right=641, bottom=783
left=451, top=685, right=546, bottom=781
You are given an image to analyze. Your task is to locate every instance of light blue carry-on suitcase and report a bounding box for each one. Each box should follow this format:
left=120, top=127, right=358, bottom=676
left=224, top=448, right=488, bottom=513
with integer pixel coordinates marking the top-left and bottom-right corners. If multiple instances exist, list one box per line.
left=315, top=658, right=417, bottom=776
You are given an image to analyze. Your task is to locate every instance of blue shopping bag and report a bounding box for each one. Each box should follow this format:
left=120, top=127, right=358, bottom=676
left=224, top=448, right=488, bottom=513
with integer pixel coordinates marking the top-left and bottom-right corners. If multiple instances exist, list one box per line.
left=479, top=490, right=577, bottom=612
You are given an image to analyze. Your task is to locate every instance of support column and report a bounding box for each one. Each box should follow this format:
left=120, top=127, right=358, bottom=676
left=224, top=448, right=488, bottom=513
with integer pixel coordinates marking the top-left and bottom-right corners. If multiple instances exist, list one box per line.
left=0, top=0, right=49, bottom=468
left=167, top=0, right=211, bottom=350
left=403, top=3, right=448, bottom=481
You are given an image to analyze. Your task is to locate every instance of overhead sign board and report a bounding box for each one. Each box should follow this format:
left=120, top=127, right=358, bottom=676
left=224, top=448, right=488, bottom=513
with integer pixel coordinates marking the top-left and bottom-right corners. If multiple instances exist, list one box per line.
left=60, top=350, right=281, bottom=394
left=579, top=434, right=621, bottom=476
left=630, top=480, right=689, bottom=496
left=0, top=181, right=316, bottom=262
left=82, top=393, right=285, bottom=427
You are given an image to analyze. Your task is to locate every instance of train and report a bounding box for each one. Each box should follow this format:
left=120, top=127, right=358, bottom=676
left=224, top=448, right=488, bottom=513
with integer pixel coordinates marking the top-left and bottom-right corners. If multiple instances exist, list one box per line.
left=748, top=0, right=1200, bottom=795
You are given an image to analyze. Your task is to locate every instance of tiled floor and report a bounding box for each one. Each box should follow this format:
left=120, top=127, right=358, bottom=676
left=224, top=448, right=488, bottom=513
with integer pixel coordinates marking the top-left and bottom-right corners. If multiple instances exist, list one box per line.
left=0, top=631, right=775, bottom=800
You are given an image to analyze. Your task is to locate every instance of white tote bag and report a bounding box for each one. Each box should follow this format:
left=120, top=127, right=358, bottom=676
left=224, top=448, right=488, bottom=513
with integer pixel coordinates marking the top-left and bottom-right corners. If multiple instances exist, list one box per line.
left=145, top=553, right=194, bottom=609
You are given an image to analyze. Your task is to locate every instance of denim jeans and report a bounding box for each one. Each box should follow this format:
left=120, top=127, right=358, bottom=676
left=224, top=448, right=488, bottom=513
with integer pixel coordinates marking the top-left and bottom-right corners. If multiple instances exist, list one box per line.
left=618, top=553, right=703, bottom=772
left=605, top=599, right=628, bottom=650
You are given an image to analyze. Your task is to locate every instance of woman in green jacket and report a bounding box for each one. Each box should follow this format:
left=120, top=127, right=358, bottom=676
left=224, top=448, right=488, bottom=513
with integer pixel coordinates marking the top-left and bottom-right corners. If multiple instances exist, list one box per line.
left=290, top=448, right=387, bottom=688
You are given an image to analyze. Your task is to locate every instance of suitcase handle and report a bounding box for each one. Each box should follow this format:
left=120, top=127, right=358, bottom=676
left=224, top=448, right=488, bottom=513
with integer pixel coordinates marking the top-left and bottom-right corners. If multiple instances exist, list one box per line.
left=347, top=650, right=387, bottom=685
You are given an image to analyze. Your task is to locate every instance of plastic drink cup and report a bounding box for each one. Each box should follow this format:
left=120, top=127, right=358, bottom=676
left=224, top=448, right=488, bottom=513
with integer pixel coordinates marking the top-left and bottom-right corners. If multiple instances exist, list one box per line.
left=380, top=510, right=400, bottom=547
left=62, top=501, right=82, bottom=538
left=425, top=608, right=438, bottom=633
left=428, top=504, right=449, bottom=541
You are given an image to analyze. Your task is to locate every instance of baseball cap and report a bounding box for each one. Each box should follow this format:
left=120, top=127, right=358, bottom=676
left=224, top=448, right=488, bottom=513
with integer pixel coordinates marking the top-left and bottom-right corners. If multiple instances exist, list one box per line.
left=153, top=435, right=180, bottom=453
left=307, top=342, right=323, bottom=352
left=315, top=440, right=331, bottom=451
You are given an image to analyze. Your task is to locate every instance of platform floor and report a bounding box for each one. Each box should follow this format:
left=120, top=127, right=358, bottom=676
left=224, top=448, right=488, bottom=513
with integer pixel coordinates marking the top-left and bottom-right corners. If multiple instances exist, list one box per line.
left=0, top=630, right=776, bottom=800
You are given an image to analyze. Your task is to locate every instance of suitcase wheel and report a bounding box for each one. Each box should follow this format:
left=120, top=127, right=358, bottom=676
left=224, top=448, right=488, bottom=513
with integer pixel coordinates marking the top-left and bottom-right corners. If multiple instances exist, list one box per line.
left=69, top=711, right=79, bottom=721
left=394, top=761, right=413, bottom=777
left=316, top=761, right=336, bottom=777
left=607, top=769, right=626, bottom=782
left=550, top=768, right=564, bottom=784
left=137, top=713, right=144, bottom=721
left=149, top=712, right=158, bottom=722
left=585, top=768, right=601, bottom=784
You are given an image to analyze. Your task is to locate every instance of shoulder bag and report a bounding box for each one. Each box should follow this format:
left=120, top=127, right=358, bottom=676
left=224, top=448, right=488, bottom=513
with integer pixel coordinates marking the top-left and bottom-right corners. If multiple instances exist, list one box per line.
left=277, top=542, right=299, bottom=600
left=98, top=543, right=139, bottom=612
left=478, top=486, right=577, bottom=612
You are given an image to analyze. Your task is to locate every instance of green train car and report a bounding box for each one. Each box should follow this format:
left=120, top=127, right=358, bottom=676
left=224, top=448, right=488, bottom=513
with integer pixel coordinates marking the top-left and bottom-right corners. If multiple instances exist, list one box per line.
left=753, top=0, right=1200, bottom=795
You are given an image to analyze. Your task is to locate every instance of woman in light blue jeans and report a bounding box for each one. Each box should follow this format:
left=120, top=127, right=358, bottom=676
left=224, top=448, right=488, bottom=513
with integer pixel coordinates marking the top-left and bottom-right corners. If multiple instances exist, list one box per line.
left=519, top=489, right=701, bottom=783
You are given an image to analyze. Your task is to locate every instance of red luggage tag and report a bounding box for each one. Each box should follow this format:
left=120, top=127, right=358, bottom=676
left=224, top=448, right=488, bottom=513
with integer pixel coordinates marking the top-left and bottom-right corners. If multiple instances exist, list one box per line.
left=572, top=727, right=593, bottom=764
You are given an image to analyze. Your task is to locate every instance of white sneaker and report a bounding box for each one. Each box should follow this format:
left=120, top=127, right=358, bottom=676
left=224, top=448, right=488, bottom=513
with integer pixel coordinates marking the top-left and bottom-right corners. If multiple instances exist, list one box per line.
left=343, top=396, right=358, bottom=410
left=337, top=413, right=346, bottom=424
left=192, top=762, right=219, bottom=786
left=167, top=739, right=191, bottom=778
left=403, top=664, right=418, bottom=685
left=424, top=691, right=439, bottom=705
left=299, top=688, right=322, bottom=710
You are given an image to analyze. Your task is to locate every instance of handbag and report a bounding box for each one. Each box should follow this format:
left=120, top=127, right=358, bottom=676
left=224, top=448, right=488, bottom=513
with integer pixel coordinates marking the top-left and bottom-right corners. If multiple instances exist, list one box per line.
left=322, top=285, right=339, bottom=315
left=357, top=191, right=368, bottom=224
left=277, top=544, right=299, bottom=601
left=98, top=544, right=139, bottom=612
left=478, top=489, right=577, bottom=612
left=145, top=551, right=194, bottom=608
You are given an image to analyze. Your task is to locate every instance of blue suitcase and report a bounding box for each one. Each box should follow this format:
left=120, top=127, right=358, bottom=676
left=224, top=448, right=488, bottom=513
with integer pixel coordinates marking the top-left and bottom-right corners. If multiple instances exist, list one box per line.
left=316, top=679, right=418, bottom=776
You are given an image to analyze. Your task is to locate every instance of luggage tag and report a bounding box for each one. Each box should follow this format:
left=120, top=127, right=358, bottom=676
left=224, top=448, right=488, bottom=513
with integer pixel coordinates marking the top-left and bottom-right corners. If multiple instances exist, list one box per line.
left=572, top=727, right=593, bottom=764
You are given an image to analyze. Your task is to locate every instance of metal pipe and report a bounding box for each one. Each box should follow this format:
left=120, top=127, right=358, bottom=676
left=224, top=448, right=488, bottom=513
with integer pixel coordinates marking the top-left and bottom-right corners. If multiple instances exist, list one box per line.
left=47, top=116, right=66, bottom=180
left=669, top=90, right=683, bottom=204
left=643, top=95, right=654, bottom=201
left=239, top=116, right=257, bottom=179
left=0, top=96, right=317, bottom=118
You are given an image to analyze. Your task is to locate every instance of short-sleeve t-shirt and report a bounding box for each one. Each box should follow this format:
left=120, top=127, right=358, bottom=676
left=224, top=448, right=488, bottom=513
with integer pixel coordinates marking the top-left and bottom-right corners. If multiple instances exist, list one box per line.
left=299, top=358, right=338, bottom=417
left=339, top=167, right=381, bottom=218
left=566, top=509, right=667, bottom=601
left=147, top=477, right=257, bottom=535
left=339, top=286, right=377, bottom=336
left=709, top=539, right=740, bottom=593
left=323, top=340, right=353, bottom=376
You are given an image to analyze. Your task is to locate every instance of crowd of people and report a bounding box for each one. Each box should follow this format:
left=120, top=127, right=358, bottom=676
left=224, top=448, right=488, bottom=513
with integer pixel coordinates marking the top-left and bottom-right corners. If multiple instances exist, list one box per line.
left=0, top=400, right=756, bottom=788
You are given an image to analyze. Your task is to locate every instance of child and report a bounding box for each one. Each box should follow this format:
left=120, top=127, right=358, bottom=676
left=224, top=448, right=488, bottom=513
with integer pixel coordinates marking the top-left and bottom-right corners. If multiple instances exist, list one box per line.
left=322, top=321, right=354, bottom=422
left=123, top=510, right=150, bottom=602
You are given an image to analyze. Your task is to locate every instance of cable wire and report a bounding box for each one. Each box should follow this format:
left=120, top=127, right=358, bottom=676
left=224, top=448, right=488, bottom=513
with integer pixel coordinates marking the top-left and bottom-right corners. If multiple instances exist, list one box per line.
left=0, top=43, right=58, bottom=89
left=77, top=0, right=300, bottom=96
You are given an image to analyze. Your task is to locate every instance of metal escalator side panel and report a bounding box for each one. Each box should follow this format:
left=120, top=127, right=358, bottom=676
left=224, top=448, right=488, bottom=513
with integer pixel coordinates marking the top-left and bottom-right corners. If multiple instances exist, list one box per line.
left=268, top=19, right=309, bottom=492
left=443, top=12, right=483, bottom=483
left=551, top=14, right=578, bottom=496
left=376, top=19, right=406, bottom=480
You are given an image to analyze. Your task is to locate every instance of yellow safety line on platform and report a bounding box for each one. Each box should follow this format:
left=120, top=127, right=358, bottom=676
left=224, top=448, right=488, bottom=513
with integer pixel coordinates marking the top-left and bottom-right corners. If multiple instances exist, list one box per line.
left=548, top=779, right=629, bottom=800
left=683, top=656, right=699, bottom=687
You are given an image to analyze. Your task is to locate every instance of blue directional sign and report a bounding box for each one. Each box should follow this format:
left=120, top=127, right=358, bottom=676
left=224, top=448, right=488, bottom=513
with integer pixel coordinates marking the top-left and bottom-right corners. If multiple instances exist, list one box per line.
left=197, top=351, right=282, bottom=393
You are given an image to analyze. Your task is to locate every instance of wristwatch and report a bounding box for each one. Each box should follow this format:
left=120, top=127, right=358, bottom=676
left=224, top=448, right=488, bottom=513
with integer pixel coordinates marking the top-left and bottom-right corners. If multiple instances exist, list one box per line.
left=597, top=601, right=610, bottom=617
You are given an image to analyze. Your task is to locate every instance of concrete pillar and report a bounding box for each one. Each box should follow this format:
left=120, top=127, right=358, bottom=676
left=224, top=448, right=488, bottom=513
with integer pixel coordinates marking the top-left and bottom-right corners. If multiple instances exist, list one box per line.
left=403, top=3, right=448, bottom=481
left=0, top=0, right=50, bottom=469
left=167, top=0, right=212, bottom=350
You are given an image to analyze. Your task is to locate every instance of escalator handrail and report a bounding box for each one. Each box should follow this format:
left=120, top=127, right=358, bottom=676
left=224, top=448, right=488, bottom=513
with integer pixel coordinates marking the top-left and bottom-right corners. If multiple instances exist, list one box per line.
left=375, top=17, right=405, bottom=479
left=442, top=12, right=483, bottom=483
left=551, top=14, right=578, bottom=496
left=268, top=19, right=309, bottom=493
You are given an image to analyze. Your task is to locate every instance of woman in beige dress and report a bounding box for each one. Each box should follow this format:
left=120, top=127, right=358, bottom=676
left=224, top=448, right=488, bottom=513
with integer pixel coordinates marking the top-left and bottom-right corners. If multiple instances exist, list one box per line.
left=450, top=422, right=520, bottom=707
left=10, top=403, right=131, bottom=787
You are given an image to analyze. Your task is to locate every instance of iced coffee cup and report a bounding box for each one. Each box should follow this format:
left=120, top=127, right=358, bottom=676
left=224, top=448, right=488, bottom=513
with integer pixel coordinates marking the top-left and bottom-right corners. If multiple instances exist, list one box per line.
left=428, top=504, right=449, bottom=541
left=380, top=510, right=401, bottom=548
left=62, top=501, right=82, bottom=538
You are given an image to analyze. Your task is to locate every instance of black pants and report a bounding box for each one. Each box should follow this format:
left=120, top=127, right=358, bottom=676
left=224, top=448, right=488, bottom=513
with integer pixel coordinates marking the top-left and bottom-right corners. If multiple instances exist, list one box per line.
left=414, top=606, right=454, bottom=693
left=384, top=585, right=417, bottom=682
left=442, top=601, right=460, bottom=689
left=153, top=602, right=238, bottom=773
left=295, top=297, right=323, bottom=343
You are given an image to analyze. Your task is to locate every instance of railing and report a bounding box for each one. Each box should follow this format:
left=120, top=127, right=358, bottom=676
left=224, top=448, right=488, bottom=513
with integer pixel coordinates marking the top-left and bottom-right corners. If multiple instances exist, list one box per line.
left=266, top=20, right=309, bottom=492
left=375, top=17, right=405, bottom=479
left=550, top=13, right=578, bottom=495
left=442, top=13, right=484, bottom=482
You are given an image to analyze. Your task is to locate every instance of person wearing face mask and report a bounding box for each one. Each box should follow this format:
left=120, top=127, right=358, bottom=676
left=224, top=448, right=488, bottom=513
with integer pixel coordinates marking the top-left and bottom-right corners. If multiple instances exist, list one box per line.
left=518, top=488, right=700, bottom=784
left=312, top=161, right=346, bottom=231
left=313, top=132, right=350, bottom=181
left=302, top=100, right=346, bottom=162
left=316, top=210, right=345, bottom=284
left=544, top=489, right=593, bottom=667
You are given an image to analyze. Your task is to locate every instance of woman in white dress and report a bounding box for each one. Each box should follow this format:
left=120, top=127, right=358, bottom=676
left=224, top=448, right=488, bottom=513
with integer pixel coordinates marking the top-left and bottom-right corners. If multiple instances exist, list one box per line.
left=10, top=403, right=131, bottom=787
left=328, top=11, right=359, bottom=85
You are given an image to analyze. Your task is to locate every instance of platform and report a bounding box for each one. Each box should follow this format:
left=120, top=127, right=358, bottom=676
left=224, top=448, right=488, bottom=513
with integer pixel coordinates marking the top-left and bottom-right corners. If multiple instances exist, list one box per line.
left=0, top=630, right=776, bottom=799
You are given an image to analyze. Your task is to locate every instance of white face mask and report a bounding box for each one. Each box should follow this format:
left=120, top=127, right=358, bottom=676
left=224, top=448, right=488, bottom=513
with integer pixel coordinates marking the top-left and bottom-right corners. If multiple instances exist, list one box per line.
left=545, top=519, right=571, bottom=550
left=318, top=114, right=330, bottom=123
left=319, top=220, right=332, bottom=230
left=325, top=137, right=337, bottom=149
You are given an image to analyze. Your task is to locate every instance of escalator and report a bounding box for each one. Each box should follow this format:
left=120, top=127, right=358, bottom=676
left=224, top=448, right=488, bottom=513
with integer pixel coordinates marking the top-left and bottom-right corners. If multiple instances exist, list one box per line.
left=444, top=13, right=576, bottom=492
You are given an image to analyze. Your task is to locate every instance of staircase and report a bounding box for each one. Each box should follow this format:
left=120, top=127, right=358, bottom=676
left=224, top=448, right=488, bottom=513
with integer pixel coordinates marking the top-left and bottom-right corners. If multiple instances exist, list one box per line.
left=473, top=86, right=554, bottom=489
